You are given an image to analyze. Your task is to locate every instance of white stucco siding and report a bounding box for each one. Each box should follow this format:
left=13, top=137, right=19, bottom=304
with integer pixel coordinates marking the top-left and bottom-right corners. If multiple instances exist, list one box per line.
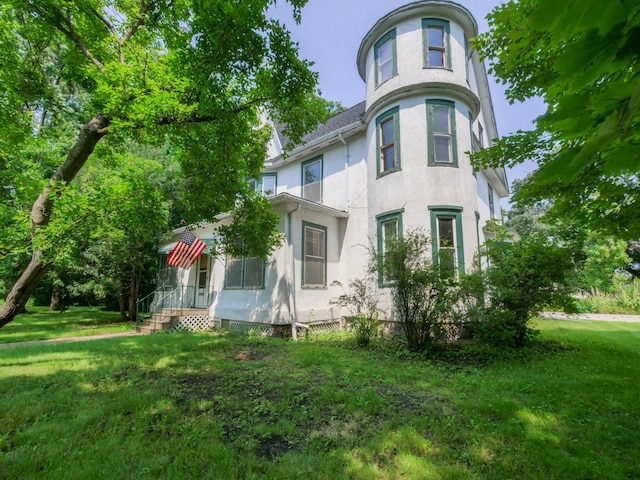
left=365, top=94, right=480, bottom=272
left=362, top=15, right=476, bottom=112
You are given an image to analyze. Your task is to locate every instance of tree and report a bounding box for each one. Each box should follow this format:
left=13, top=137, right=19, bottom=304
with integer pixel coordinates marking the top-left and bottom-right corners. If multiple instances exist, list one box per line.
left=0, top=0, right=328, bottom=327
left=473, top=0, right=640, bottom=238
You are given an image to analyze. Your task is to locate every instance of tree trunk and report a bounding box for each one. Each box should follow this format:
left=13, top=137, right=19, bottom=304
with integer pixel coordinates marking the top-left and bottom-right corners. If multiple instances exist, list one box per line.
left=118, top=293, right=129, bottom=322
left=0, top=114, right=109, bottom=328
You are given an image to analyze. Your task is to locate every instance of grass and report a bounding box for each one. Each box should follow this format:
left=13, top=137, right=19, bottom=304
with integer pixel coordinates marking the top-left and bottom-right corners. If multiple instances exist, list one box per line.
left=0, top=305, right=134, bottom=344
left=0, top=316, right=639, bottom=479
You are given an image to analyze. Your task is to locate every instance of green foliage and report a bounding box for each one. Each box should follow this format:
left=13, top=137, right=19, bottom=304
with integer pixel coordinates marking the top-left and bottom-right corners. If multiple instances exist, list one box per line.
left=381, top=228, right=462, bottom=351
left=574, top=236, right=631, bottom=294
left=331, top=277, right=382, bottom=347
left=473, top=0, right=640, bottom=238
left=575, top=278, right=640, bottom=315
left=2, top=319, right=640, bottom=478
left=478, top=232, right=576, bottom=347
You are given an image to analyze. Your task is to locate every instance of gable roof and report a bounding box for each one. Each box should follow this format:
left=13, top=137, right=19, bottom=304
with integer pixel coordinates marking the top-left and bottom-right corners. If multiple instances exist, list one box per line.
left=276, top=101, right=366, bottom=149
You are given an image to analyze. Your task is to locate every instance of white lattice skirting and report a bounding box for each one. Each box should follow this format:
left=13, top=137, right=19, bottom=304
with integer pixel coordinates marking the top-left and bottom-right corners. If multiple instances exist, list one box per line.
left=175, top=314, right=214, bottom=331
left=230, top=321, right=272, bottom=336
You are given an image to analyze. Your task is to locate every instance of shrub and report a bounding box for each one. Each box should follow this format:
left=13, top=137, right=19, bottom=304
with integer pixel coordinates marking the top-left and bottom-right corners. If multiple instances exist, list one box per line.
left=331, top=278, right=381, bottom=347
left=382, top=228, right=462, bottom=352
left=478, top=232, right=575, bottom=348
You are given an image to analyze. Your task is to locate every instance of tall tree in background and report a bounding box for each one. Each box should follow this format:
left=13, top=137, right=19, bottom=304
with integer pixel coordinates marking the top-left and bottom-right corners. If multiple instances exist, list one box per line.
left=473, top=0, right=640, bottom=238
left=0, top=0, right=328, bottom=327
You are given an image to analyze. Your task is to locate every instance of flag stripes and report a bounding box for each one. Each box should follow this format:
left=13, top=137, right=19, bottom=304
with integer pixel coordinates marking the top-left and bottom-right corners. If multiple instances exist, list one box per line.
left=166, top=230, right=207, bottom=269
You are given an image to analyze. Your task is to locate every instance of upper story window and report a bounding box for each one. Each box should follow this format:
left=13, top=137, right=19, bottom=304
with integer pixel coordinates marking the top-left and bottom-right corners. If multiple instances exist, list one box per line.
left=478, top=124, right=484, bottom=148
left=376, top=106, right=400, bottom=176
left=249, top=173, right=277, bottom=196
left=488, top=184, right=495, bottom=219
left=301, top=156, right=322, bottom=203
left=464, top=33, right=470, bottom=82
left=422, top=19, right=451, bottom=69
left=426, top=100, right=458, bottom=167
left=374, top=29, right=397, bottom=86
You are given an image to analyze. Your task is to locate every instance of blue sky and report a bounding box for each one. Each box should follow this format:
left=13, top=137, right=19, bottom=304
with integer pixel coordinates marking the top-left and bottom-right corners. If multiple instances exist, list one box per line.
left=270, top=0, right=545, bottom=207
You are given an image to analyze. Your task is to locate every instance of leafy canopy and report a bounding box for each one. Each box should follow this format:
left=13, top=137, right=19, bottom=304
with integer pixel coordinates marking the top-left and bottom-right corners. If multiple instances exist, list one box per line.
left=473, top=0, right=640, bottom=238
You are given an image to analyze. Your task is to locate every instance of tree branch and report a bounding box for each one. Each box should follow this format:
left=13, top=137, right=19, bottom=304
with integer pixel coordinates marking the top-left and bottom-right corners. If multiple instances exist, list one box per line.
left=26, top=1, right=104, bottom=70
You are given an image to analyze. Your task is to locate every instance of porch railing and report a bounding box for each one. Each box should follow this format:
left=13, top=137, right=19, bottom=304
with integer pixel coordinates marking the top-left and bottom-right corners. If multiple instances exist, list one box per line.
left=135, top=285, right=206, bottom=324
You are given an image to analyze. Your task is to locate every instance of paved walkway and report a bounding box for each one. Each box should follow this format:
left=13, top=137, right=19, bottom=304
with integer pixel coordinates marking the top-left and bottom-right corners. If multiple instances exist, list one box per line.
left=539, top=312, right=640, bottom=323
left=0, top=330, right=143, bottom=349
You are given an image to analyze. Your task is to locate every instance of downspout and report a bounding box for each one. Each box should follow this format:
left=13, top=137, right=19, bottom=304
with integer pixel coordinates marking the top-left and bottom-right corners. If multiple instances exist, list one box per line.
left=287, top=202, right=301, bottom=340
left=338, top=133, right=350, bottom=210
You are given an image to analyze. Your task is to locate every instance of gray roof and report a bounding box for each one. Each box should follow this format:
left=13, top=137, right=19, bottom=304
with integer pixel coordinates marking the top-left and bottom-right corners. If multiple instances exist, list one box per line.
left=276, top=101, right=366, bottom=150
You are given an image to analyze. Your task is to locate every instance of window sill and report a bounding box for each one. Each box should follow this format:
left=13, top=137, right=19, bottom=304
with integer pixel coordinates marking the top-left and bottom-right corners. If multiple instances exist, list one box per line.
left=301, top=285, right=327, bottom=290
left=374, top=73, right=398, bottom=90
left=377, top=168, right=401, bottom=179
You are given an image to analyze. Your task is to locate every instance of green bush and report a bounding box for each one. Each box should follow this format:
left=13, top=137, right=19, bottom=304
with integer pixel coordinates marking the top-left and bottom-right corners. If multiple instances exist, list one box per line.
left=346, top=312, right=379, bottom=347
left=477, top=233, right=575, bottom=348
left=382, top=229, right=462, bottom=352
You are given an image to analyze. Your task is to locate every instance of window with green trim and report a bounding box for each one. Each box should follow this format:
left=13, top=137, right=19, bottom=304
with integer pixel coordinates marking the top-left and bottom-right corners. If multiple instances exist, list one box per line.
left=302, top=222, right=326, bottom=287
left=225, top=256, right=265, bottom=289
left=302, top=157, right=322, bottom=203
left=374, top=29, right=397, bottom=86
left=426, top=100, right=458, bottom=167
left=249, top=173, right=277, bottom=196
left=488, top=184, right=495, bottom=219
left=376, top=210, right=403, bottom=285
left=376, top=107, right=400, bottom=175
left=423, top=18, right=451, bottom=69
left=429, top=206, right=464, bottom=278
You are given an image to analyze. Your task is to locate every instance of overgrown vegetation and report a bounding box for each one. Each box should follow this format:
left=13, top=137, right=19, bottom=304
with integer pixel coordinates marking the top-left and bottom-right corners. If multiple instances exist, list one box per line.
left=1, top=316, right=639, bottom=479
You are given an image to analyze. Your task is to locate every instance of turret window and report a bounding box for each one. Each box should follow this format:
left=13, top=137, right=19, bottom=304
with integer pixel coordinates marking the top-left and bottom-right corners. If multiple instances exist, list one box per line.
left=423, top=19, right=451, bottom=69
left=376, top=106, right=400, bottom=176
left=426, top=100, right=458, bottom=167
left=374, top=29, right=397, bottom=86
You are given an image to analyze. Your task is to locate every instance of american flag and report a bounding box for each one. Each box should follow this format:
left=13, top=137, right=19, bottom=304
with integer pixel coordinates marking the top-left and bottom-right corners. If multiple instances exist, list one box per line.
left=166, top=230, right=207, bottom=269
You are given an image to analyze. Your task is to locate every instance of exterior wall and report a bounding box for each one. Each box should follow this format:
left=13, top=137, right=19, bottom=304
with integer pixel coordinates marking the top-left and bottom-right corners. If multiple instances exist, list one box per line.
left=155, top=1, right=510, bottom=330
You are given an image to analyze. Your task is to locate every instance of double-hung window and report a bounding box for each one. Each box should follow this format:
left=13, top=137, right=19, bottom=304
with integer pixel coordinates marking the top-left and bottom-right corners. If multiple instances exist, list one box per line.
left=376, top=107, right=400, bottom=176
left=302, top=156, right=322, bottom=203
left=429, top=206, right=464, bottom=279
left=488, top=184, right=495, bottom=219
left=376, top=210, right=403, bottom=286
left=249, top=173, right=277, bottom=196
left=225, top=256, right=265, bottom=289
left=302, top=222, right=326, bottom=287
left=423, top=19, right=450, bottom=69
left=426, top=100, right=458, bottom=167
left=374, top=29, right=397, bottom=86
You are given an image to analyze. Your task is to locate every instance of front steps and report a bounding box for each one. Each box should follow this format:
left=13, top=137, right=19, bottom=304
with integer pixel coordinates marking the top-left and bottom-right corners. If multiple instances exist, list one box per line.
left=135, top=308, right=208, bottom=334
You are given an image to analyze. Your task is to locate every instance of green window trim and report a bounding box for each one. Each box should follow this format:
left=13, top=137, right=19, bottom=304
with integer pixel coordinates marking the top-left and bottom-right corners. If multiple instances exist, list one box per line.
left=376, top=209, right=404, bottom=287
left=224, top=256, right=266, bottom=289
left=422, top=18, right=451, bottom=69
left=428, top=206, right=464, bottom=277
left=302, top=221, right=327, bottom=288
left=426, top=99, right=458, bottom=167
left=488, top=183, right=495, bottom=219
left=374, top=29, right=397, bottom=86
left=301, top=156, right=323, bottom=203
left=375, top=106, right=401, bottom=177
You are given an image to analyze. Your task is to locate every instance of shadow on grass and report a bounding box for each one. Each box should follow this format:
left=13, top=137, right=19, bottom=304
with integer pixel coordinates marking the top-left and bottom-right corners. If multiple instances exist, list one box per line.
left=1, top=326, right=639, bottom=479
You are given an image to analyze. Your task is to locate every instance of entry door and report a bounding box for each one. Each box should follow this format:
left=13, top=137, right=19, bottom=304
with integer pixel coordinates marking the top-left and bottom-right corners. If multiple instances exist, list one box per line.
left=195, top=254, right=210, bottom=308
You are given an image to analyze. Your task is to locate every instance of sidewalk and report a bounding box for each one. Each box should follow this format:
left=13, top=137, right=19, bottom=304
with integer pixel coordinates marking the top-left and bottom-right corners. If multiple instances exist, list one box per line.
left=0, top=330, right=143, bottom=349
left=539, top=312, right=640, bottom=323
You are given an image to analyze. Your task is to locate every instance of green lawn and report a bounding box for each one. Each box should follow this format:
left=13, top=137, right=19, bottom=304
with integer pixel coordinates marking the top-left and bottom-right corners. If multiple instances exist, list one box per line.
left=0, top=318, right=638, bottom=479
left=0, top=305, right=134, bottom=344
